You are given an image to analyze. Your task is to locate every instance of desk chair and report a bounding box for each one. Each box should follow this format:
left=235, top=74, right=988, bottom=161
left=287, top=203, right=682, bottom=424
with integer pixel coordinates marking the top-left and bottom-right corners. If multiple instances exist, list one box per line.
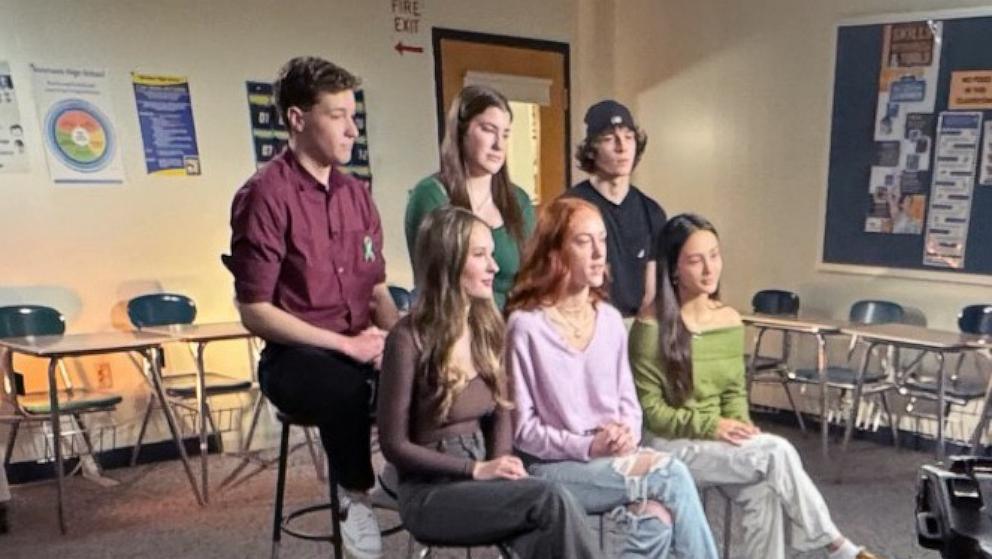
left=900, top=305, right=992, bottom=450
left=388, top=285, right=413, bottom=315
left=127, top=293, right=252, bottom=465
left=0, top=306, right=123, bottom=521
left=791, top=300, right=904, bottom=445
left=746, top=289, right=805, bottom=431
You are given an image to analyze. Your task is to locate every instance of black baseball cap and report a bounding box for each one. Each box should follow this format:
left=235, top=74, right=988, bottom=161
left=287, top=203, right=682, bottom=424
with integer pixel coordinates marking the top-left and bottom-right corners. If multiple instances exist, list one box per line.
left=584, top=100, right=636, bottom=139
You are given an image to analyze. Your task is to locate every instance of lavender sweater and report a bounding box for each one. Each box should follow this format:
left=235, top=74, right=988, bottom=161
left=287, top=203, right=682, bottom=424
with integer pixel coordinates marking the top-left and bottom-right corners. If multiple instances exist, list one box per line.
left=507, top=304, right=643, bottom=461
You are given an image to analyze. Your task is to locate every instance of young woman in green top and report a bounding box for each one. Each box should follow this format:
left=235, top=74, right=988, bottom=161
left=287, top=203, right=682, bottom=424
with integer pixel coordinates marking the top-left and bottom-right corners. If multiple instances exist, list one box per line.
left=405, top=85, right=535, bottom=309
left=628, top=214, right=880, bottom=559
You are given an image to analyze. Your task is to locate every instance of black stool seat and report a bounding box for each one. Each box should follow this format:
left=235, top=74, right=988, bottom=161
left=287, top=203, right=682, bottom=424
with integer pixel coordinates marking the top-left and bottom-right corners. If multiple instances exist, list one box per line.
left=276, top=411, right=322, bottom=427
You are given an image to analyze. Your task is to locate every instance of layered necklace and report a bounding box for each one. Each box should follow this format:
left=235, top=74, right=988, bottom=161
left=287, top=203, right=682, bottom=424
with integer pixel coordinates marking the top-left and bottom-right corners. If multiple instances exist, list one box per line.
left=547, top=300, right=596, bottom=347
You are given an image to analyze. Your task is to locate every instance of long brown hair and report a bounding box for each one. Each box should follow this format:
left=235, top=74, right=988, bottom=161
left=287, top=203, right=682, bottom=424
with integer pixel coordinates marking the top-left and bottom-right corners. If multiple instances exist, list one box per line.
left=438, top=85, right=525, bottom=244
left=654, top=213, right=722, bottom=406
left=411, top=206, right=512, bottom=421
left=506, top=197, right=609, bottom=313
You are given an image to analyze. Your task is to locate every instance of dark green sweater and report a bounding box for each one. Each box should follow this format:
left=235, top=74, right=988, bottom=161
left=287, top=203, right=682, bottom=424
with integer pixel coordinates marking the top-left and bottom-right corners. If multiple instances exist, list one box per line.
left=629, top=319, right=750, bottom=440
left=404, top=176, right=535, bottom=309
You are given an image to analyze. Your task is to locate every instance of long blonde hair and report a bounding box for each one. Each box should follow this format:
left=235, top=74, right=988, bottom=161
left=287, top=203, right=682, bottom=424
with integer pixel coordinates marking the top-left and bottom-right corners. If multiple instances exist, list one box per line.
left=412, top=206, right=512, bottom=421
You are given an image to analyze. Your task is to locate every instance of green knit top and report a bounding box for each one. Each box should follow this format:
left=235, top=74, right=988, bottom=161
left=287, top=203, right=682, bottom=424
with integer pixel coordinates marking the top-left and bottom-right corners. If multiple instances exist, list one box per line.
left=404, top=175, right=535, bottom=309
left=628, top=319, right=751, bottom=440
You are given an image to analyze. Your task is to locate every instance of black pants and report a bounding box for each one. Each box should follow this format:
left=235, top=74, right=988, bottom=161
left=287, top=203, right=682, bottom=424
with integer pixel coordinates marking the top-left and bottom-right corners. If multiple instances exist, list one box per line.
left=398, top=433, right=600, bottom=559
left=259, top=343, right=374, bottom=491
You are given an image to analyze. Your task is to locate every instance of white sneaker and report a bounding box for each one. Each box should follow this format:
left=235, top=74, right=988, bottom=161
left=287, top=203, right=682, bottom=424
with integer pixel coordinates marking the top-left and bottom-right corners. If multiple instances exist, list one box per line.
left=340, top=500, right=383, bottom=559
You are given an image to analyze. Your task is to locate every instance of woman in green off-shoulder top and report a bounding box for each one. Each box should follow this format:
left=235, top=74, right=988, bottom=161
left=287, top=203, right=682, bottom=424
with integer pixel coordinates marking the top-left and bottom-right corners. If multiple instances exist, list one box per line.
left=405, top=85, right=535, bottom=309
left=629, top=214, right=880, bottom=559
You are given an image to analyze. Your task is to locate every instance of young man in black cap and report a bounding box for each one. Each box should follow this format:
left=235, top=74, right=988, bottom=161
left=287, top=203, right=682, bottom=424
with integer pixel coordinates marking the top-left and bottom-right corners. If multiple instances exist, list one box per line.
left=567, top=100, right=667, bottom=319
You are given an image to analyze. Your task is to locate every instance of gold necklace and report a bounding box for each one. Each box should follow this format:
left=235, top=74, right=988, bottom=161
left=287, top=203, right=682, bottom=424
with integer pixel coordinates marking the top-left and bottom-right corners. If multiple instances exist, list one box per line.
left=548, top=304, right=594, bottom=339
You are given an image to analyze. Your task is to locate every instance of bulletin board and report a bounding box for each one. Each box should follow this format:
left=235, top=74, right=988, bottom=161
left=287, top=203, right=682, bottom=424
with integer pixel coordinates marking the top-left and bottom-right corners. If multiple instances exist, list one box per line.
left=821, top=9, right=992, bottom=277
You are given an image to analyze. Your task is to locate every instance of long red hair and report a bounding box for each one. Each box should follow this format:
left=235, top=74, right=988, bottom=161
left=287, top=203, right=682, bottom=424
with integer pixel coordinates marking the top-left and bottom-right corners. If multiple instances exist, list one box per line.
left=506, top=196, right=609, bottom=313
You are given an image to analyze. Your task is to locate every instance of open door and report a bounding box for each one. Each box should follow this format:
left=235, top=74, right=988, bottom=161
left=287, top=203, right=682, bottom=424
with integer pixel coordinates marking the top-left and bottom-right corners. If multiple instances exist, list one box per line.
left=433, top=28, right=570, bottom=206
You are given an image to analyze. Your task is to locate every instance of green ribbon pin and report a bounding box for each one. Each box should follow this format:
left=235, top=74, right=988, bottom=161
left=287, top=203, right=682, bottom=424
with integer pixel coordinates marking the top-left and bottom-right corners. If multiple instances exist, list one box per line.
left=363, top=235, right=375, bottom=263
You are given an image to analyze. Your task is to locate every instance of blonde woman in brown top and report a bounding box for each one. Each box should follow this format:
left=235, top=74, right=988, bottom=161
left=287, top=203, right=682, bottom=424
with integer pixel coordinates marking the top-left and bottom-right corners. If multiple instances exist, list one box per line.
left=378, top=206, right=599, bottom=558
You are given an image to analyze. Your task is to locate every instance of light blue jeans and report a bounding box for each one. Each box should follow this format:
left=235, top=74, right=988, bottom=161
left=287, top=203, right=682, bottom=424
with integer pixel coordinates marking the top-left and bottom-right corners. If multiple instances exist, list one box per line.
left=524, top=449, right=718, bottom=558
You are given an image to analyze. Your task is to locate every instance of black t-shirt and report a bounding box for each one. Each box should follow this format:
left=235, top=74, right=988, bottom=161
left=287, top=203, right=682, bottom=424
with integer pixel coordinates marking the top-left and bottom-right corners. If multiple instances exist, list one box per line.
left=566, top=180, right=667, bottom=317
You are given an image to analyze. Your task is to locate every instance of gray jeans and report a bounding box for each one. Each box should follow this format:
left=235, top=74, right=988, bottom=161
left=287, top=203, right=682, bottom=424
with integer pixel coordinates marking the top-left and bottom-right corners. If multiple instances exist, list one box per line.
left=398, top=432, right=600, bottom=559
left=645, top=432, right=839, bottom=559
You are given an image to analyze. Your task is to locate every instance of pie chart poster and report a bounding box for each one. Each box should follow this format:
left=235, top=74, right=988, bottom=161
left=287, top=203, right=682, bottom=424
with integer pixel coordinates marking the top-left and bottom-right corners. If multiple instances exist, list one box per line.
left=30, top=64, right=124, bottom=184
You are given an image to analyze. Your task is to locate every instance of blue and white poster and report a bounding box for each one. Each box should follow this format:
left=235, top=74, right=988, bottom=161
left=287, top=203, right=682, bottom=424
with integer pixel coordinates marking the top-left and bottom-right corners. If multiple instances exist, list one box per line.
left=0, top=61, right=28, bottom=174
left=133, top=73, right=201, bottom=176
left=339, top=89, right=372, bottom=186
left=245, top=81, right=287, bottom=169
left=31, top=63, right=125, bottom=184
left=923, top=111, right=982, bottom=269
left=244, top=81, right=372, bottom=186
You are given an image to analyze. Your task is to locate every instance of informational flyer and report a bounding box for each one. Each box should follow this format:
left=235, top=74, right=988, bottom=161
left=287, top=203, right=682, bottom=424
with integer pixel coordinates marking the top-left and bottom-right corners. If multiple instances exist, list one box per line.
left=338, top=89, right=373, bottom=186
left=0, top=61, right=28, bottom=174
left=245, top=81, right=288, bottom=169
left=866, top=20, right=942, bottom=234
left=31, top=63, right=124, bottom=184
left=923, top=111, right=982, bottom=269
left=949, top=70, right=992, bottom=110
left=980, top=121, right=992, bottom=187
left=132, top=72, right=201, bottom=176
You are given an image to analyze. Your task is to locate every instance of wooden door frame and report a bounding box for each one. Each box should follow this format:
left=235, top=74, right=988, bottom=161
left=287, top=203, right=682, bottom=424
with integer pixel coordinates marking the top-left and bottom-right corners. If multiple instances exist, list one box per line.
left=432, top=27, right=572, bottom=186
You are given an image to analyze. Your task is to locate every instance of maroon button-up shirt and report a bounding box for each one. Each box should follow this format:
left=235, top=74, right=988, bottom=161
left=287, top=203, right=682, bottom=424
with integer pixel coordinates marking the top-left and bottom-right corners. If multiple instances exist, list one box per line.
left=227, top=149, right=386, bottom=335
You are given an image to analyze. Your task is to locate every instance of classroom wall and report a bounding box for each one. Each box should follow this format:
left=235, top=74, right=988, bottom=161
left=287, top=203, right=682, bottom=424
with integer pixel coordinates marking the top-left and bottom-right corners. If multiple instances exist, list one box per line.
left=612, top=0, right=992, bottom=436
left=0, top=0, right=600, bottom=458
left=614, top=0, right=992, bottom=328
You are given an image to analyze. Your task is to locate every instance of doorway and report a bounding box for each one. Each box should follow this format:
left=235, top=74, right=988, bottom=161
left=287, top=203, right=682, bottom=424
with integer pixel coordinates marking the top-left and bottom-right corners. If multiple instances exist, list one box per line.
left=432, top=28, right=570, bottom=206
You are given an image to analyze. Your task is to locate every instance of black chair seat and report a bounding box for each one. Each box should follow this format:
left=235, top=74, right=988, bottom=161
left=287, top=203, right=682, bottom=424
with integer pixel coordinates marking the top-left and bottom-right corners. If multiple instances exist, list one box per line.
left=901, top=377, right=987, bottom=400
left=20, top=390, right=123, bottom=415
left=745, top=355, right=784, bottom=370
left=275, top=411, right=324, bottom=427
left=162, top=372, right=252, bottom=398
left=792, top=366, right=886, bottom=386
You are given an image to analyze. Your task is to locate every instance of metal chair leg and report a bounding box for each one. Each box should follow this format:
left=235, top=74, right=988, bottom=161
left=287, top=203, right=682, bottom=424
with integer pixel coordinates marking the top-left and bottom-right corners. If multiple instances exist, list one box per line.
left=327, top=452, right=343, bottom=559
left=202, top=401, right=224, bottom=453
left=879, top=391, right=899, bottom=447
left=130, top=395, right=156, bottom=466
left=4, top=421, right=18, bottom=466
left=271, top=420, right=291, bottom=559
left=304, top=427, right=327, bottom=482
left=722, top=491, right=732, bottom=559
left=782, top=381, right=807, bottom=433
left=843, top=342, right=876, bottom=452
left=219, top=392, right=265, bottom=489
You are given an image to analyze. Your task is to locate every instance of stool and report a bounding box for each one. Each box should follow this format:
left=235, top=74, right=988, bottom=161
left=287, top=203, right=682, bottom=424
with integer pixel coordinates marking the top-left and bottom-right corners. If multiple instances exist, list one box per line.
left=702, top=486, right=734, bottom=559
left=416, top=540, right=512, bottom=558
left=271, top=412, right=343, bottom=559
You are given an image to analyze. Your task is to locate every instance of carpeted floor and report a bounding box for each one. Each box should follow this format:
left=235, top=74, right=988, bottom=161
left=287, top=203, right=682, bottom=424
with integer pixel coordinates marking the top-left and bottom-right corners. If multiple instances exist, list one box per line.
left=0, top=420, right=941, bottom=558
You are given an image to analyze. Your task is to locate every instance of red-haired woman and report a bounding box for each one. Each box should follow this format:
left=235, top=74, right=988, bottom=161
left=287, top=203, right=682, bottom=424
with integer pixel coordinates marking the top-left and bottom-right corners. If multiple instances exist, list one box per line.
left=505, top=197, right=717, bottom=559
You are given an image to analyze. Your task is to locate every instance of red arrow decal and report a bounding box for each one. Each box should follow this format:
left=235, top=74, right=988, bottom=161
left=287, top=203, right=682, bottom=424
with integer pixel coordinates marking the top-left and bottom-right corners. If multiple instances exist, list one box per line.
left=394, top=41, right=424, bottom=55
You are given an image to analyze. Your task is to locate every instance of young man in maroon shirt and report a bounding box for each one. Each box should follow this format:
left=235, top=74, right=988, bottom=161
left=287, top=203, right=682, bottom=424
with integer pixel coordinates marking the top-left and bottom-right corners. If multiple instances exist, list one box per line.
left=227, top=56, right=398, bottom=559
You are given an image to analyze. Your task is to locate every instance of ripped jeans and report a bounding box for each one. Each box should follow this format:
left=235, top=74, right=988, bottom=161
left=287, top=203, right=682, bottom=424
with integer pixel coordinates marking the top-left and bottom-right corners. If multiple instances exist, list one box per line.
left=523, top=449, right=718, bottom=559
left=645, top=432, right=840, bottom=559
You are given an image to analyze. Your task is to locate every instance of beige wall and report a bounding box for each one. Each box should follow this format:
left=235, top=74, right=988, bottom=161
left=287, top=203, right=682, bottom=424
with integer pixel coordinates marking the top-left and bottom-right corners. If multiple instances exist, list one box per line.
left=615, top=0, right=992, bottom=327
left=0, top=0, right=590, bottom=457
left=613, top=0, right=992, bottom=434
